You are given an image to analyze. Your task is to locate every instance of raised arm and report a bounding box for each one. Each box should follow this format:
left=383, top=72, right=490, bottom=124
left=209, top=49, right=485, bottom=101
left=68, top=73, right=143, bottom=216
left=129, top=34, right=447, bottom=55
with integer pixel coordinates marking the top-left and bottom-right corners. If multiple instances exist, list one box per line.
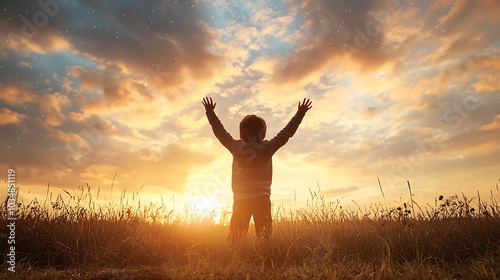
left=268, top=98, right=312, bottom=153
left=202, top=97, right=237, bottom=152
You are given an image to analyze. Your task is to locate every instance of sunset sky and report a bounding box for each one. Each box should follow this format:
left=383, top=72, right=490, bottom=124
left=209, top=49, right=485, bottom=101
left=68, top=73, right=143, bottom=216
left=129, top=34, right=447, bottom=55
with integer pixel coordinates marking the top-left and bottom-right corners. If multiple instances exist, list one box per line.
left=1, top=0, right=499, bottom=213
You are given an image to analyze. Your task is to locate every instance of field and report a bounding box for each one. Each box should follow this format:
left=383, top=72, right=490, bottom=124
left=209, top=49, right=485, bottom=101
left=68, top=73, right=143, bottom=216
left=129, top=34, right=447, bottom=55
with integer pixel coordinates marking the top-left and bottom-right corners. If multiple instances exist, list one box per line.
left=1, top=182, right=500, bottom=279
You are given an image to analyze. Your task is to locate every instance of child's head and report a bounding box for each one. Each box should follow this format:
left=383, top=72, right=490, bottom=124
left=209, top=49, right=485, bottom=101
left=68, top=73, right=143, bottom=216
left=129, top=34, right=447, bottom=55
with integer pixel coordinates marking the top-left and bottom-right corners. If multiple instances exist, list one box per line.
left=239, top=115, right=267, bottom=142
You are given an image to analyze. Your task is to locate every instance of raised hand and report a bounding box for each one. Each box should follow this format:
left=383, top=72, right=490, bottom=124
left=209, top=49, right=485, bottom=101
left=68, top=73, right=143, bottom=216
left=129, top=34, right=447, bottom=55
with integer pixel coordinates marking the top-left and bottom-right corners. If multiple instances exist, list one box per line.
left=298, top=98, right=312, bottom=113
left=202, top=97, right=216, bottom=111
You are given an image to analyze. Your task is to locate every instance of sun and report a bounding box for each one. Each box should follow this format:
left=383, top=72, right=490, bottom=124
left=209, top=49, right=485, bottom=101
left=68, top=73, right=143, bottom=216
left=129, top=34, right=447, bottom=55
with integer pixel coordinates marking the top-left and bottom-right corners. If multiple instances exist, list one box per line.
left=188, top=196, right=219, bottom=218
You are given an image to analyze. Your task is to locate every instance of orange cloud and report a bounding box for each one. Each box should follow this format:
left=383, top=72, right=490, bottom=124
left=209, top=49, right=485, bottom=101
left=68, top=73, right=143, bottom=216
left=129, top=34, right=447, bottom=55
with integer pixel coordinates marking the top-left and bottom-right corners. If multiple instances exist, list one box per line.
left=0, top=108, right=27, bottom=125
left=40, top=92, right=71, bottom=127
left=480, top=114, right=500, bottom=131
left=0, top=86, right=38, bottom=105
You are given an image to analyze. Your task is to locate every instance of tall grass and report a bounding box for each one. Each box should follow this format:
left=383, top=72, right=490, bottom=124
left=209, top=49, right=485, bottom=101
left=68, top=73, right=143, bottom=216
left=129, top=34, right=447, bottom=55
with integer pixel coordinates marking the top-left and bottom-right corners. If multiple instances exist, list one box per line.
left=1, top=180, right=500, bottom=279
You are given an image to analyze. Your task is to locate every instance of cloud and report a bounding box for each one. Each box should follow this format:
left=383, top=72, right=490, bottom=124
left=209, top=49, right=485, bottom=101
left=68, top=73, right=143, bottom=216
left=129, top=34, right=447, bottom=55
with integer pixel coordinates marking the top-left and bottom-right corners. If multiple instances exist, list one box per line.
left=479, top=114, right=500, bottom=131
left=271, top=0, right=401, bottom=84
left=361, top=106, right=385, bottom=119
left=17, top=61, right=30, bottom=67
left=321, top=185, right=362, bottom=197
left=1, top=0, right=224, bottom=90
left=437, top=0, right=500, bottom=36
left=0, top=108, right=27, bottom=125
left=40, top=92, right=72, bottom=127
left=71, top=143, right=215, bottom=193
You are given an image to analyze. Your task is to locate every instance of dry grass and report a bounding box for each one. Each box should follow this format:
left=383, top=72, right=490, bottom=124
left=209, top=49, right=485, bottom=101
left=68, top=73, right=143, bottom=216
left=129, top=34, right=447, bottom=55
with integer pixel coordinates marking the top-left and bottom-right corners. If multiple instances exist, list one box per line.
left=1, top=181, right=500, bottom=279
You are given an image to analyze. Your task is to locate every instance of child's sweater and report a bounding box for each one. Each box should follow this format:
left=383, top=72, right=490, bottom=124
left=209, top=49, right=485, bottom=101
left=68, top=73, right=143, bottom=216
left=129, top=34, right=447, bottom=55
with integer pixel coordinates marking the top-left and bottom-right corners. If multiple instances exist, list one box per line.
left=206, top=110, right=305, bottom=200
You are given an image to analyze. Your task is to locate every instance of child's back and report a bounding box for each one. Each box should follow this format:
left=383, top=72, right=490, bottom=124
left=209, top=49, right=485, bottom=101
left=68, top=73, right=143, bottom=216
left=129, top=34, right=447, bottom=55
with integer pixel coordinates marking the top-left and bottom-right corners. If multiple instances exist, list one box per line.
left=202, top=97, right=312, bottom=242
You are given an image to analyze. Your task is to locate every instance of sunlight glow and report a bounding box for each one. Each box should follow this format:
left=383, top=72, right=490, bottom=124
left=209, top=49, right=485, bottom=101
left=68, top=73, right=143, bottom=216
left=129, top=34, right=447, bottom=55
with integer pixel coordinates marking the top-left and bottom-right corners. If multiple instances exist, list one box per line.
left=188, top=195, right=220, bottom=217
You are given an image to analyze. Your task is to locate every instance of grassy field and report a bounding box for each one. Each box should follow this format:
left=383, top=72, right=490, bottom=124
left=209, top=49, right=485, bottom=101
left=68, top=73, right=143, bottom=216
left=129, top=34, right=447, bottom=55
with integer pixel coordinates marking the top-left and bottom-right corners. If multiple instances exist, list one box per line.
left=1, top=182, right=500, bottom=279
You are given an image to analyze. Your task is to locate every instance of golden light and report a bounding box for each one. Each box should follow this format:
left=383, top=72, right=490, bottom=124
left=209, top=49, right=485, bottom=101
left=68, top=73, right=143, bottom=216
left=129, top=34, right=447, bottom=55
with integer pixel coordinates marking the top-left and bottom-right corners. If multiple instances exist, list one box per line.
left=187, top=195, right=220, bottom=218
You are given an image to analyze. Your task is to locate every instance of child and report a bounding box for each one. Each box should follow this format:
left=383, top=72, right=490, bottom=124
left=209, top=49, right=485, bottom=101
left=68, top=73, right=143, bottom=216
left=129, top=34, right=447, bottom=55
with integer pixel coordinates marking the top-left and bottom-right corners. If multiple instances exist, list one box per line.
left=202, top=97, right=312, bottom=242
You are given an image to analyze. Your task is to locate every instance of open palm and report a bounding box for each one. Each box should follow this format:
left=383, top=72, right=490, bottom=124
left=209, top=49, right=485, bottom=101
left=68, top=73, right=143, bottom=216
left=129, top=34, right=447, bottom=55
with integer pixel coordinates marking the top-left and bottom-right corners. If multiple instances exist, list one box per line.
left=202, top=97, right=216, bottom=111
left=298, top=98, right=312, bottom=113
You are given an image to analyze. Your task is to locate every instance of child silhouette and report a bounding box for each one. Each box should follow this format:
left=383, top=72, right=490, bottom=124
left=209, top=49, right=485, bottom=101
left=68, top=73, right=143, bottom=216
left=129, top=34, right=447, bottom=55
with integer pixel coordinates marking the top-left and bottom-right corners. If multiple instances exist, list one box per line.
left=202, top=97, right=312, bottom=243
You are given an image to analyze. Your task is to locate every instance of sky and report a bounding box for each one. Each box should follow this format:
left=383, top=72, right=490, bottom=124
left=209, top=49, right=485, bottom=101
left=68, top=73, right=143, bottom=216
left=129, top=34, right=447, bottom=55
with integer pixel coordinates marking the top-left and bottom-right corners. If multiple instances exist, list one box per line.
left=1, top=0, right=499, bottom=214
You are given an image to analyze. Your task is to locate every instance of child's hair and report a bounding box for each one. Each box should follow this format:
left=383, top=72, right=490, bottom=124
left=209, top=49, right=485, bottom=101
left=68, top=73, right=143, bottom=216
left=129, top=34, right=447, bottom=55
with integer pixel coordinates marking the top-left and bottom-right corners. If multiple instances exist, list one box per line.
left=239, top=115, right=267, bottom=142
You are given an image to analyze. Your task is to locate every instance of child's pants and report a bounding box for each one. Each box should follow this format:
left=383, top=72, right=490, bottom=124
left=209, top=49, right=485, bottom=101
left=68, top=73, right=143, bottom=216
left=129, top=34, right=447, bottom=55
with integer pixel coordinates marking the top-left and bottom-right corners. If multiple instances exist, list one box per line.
left=229, top=195, right=272, bottom=242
